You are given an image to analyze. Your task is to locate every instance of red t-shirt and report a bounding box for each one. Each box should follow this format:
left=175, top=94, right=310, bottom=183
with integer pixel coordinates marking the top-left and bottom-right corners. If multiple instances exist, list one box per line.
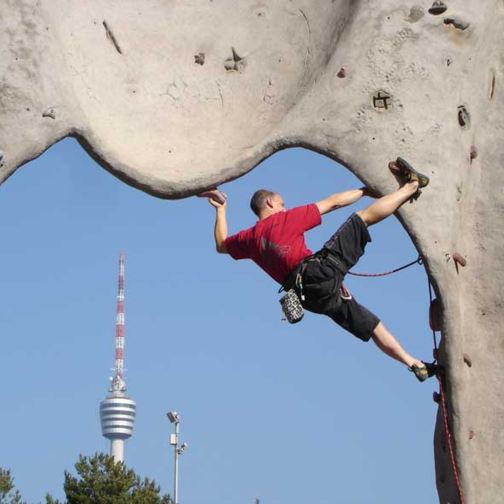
left=224, top=204, right=322, bottom=284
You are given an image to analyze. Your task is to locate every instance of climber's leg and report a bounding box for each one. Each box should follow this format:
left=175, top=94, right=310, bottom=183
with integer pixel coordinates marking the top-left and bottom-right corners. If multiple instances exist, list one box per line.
left=357, top=181, right=419, bottom=227
left=371, top=322, right=423, bottom=368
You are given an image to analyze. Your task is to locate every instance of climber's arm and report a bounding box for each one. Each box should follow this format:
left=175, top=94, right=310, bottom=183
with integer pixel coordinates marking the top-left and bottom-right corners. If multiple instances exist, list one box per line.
left=210, top=199, right=228, bottom=254
left=315, top=188, right=370, bottom=215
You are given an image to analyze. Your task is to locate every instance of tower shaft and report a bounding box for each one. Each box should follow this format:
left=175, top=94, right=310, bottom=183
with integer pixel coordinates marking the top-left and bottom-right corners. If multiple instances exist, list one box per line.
left=100, top=253, right=136, bottom=463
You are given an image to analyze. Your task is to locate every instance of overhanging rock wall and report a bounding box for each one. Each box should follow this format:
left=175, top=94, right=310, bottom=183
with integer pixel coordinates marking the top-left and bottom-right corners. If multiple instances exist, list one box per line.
left=1, top=1, right=503, bottom=502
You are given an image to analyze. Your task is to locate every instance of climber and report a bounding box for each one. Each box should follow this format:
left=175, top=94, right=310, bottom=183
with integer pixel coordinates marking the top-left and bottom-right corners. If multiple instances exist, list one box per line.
left=205, top=158, right=436, bottom=382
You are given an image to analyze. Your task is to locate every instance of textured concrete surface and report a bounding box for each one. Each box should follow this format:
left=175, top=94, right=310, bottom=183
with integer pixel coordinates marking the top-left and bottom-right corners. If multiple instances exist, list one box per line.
left=1, top=1, right=504, bottom=502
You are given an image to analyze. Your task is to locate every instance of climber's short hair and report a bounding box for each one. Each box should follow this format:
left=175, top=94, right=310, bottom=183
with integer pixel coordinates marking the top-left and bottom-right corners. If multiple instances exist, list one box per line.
left=250, top=189, right=277, bottom=217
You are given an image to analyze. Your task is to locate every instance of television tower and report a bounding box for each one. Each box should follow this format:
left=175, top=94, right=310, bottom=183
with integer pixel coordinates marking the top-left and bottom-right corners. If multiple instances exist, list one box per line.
left=99, top=253, right=137, bottom=463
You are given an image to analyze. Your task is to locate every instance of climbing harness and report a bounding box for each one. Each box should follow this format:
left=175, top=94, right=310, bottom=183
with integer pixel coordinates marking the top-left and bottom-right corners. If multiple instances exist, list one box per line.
left=428, top=280, right=466, bottom=504
left=347, top=256, right=423, bottom=277
left=280, top=256, right=422, bottom=322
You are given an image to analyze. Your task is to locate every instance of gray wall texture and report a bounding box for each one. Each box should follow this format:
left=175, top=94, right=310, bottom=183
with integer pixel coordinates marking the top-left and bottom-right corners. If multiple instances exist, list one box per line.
left=1, top=1, right=503, bottom=502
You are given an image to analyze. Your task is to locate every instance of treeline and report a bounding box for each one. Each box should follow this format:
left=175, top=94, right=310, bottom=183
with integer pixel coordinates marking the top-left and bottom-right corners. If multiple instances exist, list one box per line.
left=0, top=453, right=171, bottom=504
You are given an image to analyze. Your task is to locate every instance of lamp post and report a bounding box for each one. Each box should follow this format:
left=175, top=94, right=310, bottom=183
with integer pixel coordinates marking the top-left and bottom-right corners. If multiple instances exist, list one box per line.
left=167, top=411, right=188, bottom=504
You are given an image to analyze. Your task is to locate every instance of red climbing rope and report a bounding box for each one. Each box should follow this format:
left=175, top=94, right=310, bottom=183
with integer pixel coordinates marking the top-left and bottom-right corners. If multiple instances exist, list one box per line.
left=347, top=256, right=422, bottom=277
left=428, top=280, right=466, bottom=504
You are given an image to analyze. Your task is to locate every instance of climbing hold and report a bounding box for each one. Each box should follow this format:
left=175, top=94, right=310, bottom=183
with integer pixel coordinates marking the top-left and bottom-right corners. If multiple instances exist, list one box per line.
left=453, top=253, right=467, bottom=268
left=372, top=90, right=392, bottom=111
left=441, top=429, right=447, bottom=453
left=433, top=392, right=441, bottom=404
left=458, top=106, right=470, bottom=130
left=444, top=17, right=470, bottom=31
left=489, top=70, right=496, bottom=100
left=428, top=1, right=447, bottom=15
left=224, top=60, right=235, bottom=71
left=197, top=188, right=227, bottom=205
left=42, top=107, right=56, bottom=120
left=408, top=6, right=425, bottom=23
left=469, top=430, right=475, bottom=440
left=103, top=20, right=123, bottom=54
left=194, top=52, right=205, bottom=66
left=429, top=298, right=441, bottom=332
left=470, top=146, right=478, bottom=162
left=0, top=149, right=4, bottom=168
left=337, top=67, right=347, bottom=78
left=224, top=48, right=246, bottom=73
left=463, top=353, right=472, bottom=367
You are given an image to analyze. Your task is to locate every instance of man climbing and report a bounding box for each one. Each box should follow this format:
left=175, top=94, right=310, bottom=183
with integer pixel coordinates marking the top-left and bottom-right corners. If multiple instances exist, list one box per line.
left=206, top=158, right=436, bottom=382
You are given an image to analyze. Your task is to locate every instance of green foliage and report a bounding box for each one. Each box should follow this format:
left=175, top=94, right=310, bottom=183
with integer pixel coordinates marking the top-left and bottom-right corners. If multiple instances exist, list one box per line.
left=46, top=454, right=171, bottom=504
left=0, top=468, right=26, bottom=504
left=44, top=496, right=61, bottom=504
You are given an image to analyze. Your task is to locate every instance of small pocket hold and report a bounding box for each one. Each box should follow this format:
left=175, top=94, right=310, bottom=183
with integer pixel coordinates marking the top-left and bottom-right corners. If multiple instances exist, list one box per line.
left=458, top=106, right=470, bottom=130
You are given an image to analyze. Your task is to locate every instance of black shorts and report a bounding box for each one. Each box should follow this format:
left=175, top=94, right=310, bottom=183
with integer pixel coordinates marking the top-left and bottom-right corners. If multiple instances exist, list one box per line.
left=301, top=213, right=380, bottom=342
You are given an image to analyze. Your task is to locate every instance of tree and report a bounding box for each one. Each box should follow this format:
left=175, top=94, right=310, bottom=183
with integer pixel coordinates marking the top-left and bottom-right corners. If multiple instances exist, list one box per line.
left=0, top=469, right=26, bottom=504
left=46, top=454, right=171, bottom=504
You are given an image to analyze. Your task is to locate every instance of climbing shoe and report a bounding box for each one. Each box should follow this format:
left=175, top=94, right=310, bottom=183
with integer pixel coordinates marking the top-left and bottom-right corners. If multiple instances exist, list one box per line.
left=409, top=361, right=438, bottom=383
left=389, top=157, right=430, bottom=189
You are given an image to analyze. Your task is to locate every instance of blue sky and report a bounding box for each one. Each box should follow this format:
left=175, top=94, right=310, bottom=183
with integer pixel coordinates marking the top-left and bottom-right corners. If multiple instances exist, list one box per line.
left=0, top=139, right=438, bottom=504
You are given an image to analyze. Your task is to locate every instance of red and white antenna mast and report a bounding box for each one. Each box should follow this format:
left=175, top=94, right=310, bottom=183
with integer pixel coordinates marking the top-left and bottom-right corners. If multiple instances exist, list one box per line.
left=109, top=253, right=126, bottom=393
left=100, top=253, right=137, bottom=463
left=115, top=253, right=125, bottom=381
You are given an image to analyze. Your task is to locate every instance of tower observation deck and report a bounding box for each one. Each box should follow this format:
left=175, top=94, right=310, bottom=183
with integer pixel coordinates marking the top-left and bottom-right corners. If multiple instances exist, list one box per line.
left=99, top=254, right=136, bottom=463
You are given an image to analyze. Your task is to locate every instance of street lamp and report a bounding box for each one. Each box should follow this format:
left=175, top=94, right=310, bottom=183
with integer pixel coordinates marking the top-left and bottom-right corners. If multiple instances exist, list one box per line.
left=167, top=411, right=188, bottom=504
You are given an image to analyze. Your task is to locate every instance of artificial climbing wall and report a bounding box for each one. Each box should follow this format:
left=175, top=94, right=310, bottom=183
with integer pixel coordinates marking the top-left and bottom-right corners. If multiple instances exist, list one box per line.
left=1, top=1, right=504, bottom=502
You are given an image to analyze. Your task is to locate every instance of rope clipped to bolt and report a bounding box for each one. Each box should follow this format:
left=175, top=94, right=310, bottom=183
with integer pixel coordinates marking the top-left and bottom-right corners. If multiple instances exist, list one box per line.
left=428, top=279, right=465, bottom=504
left=347, top=256, right=423, bottom=277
